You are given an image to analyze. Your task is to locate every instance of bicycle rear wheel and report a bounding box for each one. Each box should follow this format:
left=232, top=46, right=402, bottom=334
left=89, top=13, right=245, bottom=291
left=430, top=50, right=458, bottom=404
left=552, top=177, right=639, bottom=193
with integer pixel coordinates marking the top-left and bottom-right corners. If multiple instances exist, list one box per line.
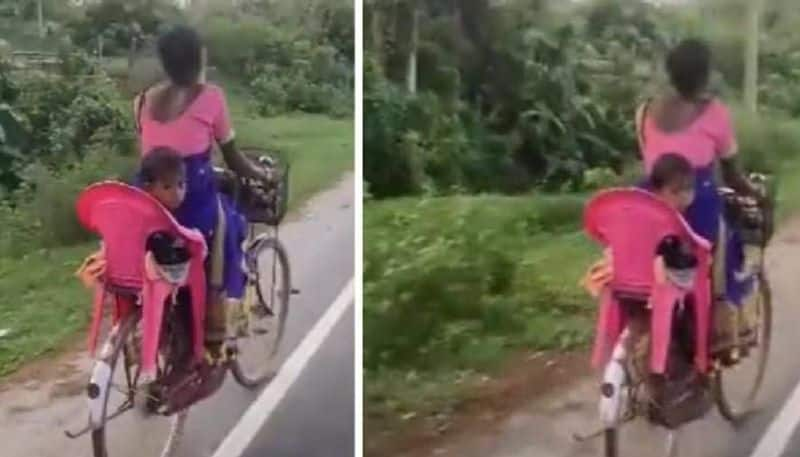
left=713, top=272, right=772, bottom=423
left=90, top=312, right=188, bottom=457
left=604, top=428, right=618, bottom=457
left=232, top=235, right=291, bottom=388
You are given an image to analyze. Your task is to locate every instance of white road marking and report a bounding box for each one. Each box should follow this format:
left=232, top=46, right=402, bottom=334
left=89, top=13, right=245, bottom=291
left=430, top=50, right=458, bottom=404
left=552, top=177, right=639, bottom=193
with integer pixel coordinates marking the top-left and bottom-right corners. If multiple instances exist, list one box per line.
left=749, top=379, right=800, bottom=457
left=211, top=279, right=354, bottom=457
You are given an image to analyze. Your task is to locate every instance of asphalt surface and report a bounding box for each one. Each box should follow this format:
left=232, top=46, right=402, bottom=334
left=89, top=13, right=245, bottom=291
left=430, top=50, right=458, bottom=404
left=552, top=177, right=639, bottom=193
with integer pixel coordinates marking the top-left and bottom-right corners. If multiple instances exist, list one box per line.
left=0, top=174, right=354, bottom=457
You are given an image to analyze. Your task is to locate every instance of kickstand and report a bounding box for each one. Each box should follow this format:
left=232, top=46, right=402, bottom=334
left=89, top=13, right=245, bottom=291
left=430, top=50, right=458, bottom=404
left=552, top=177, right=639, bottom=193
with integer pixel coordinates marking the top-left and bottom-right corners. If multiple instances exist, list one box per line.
left=573, top=428, right=607, bottom=442
left=573, top=415, right=636, bottom=442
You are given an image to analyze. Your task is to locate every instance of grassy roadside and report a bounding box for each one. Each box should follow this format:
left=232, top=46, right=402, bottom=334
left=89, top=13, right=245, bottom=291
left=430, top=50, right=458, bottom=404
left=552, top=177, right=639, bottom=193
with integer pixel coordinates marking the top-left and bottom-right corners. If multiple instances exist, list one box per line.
left=364, top=195, right=597, bottom=434
left=364, top=112, right=800, bottom=440
left=0, top=106, right=352, bottom=378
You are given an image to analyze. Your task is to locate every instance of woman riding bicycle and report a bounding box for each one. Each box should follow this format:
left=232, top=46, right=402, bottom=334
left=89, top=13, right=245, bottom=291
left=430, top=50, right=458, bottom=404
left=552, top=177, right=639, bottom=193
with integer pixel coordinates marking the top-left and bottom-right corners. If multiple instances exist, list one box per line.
left=133, top=25, right=269, bottom=363
left=636, top=38, right=762, bottom=354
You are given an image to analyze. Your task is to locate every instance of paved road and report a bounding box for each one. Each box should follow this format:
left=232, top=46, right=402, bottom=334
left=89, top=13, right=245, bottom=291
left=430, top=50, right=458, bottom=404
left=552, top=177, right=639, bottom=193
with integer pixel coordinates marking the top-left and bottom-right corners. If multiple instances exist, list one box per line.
left=0, top=175, right=354, bottom=457
left=417, top=219, right=800, bottom=457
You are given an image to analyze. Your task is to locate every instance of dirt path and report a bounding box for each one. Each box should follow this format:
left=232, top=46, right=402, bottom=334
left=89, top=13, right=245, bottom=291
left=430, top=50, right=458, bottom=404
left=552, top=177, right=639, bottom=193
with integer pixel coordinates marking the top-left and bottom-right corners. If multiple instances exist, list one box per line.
left=387, top=219, right=800, bottom=457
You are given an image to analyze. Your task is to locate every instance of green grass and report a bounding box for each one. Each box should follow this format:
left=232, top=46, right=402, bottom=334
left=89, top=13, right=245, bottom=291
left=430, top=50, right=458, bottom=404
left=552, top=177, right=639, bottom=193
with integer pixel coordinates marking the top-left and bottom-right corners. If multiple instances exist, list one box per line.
left=364, top=194, right=597, bottom=424
left=0, top=244, right=93, bottom=376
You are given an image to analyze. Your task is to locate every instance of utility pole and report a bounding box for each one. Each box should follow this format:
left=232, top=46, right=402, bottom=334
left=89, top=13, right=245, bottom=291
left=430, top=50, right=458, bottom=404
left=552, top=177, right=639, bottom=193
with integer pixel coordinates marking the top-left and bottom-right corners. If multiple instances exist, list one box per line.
left=744, top=0, right=763, bottom=113
left=37, top=0, right=44, bottom=38
left=406, top=1, right=418, bottom=94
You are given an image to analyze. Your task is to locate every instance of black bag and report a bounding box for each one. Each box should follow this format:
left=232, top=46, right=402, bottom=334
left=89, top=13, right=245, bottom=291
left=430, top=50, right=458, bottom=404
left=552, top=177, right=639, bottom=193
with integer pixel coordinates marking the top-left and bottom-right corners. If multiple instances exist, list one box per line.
left=647, top=304, right=713, bottom=429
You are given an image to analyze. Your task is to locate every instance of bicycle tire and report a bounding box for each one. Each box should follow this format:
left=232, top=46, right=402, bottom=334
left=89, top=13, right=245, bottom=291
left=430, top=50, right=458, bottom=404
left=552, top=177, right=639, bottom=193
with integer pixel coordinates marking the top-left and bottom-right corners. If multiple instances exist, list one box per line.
left=232, top=236, right=291, bottom=388
left=91, top=312, right=188, bottom=457
left=604, top=428, right=618, bottom=457
left=713, top=271, right=772, bottom=423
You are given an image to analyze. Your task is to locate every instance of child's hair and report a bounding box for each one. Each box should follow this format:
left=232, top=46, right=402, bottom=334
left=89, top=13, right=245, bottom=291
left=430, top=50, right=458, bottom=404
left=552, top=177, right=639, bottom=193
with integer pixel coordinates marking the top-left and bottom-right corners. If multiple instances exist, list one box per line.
left=650, top=153, right=693, bottom=191
left=140, top=147, right=185, bottom=186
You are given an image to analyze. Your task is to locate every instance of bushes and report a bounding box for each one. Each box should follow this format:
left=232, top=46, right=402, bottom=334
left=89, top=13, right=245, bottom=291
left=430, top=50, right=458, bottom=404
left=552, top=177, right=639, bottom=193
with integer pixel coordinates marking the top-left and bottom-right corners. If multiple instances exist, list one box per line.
left=364, top=195, right=592, bottom=373
left=364, top=2, right=667, bottom=197
left=249, top=45, right=353, bottom=118
left=364, top=63, right=517, bottom=198
left=68, top=0, right=182, bottom=56
left=0, top=149, right=135, bottom=256
left=0, top=69, right=133, bottom=194
left=203, top=16, right=353, bottom=118
left=734, top=108, right=800, bottom=175
left=0, top=60, right=136, bottom=255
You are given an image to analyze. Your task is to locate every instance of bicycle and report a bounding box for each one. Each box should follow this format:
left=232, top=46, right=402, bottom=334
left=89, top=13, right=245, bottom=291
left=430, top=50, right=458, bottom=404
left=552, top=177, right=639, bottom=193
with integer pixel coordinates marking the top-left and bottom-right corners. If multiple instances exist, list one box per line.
left=65, top=151, right=295, bottom=457
left=575, top=174, right=774, bottom=457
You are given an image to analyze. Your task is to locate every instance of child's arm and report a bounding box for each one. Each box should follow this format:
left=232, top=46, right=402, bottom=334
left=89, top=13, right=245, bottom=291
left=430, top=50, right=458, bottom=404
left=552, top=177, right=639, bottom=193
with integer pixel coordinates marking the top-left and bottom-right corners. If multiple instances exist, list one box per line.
left=581, top=248, right=613, bottom=298
left=76, top=243, right=106, bottom=289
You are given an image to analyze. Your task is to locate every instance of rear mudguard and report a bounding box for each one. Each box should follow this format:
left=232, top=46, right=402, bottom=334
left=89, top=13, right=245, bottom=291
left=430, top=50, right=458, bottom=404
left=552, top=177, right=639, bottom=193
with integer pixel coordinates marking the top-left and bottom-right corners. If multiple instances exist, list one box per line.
left=599, top=329, right=630, bottom=428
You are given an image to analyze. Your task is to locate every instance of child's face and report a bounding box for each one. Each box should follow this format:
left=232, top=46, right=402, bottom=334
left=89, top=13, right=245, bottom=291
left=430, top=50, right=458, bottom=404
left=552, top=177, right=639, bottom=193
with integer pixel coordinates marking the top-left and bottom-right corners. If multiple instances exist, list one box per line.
left=147, top=174, right=186, bottom=211
left=659, top=177, right=695, bottom=211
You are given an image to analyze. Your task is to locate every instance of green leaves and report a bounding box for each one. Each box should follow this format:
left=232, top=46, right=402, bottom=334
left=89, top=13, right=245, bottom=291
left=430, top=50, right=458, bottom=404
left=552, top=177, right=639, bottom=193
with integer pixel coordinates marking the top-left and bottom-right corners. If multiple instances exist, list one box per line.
left=0, top=102, right=28, bottom=191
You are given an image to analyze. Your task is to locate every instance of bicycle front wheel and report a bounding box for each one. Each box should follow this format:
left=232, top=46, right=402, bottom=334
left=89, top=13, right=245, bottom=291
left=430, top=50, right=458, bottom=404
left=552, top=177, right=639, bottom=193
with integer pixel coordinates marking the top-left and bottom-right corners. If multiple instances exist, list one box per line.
left=713, top=271, right=772, bottom=423
left=232, top=235, right=291, bottom=388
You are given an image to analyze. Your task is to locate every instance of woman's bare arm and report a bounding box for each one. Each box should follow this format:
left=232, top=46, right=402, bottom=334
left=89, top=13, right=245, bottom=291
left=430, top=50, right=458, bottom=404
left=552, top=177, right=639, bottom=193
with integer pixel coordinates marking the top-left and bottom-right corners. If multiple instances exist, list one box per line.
left=720, top=155, right=760, bottom=199
left=219, top=139, right=268, bottom=181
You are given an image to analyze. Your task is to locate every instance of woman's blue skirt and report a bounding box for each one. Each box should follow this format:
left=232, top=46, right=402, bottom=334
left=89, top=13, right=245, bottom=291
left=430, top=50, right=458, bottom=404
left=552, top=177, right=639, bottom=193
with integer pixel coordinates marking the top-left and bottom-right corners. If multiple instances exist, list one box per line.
left=640, top=166, right=752, bottom=305
left=136, top=151, right=246, bottom=300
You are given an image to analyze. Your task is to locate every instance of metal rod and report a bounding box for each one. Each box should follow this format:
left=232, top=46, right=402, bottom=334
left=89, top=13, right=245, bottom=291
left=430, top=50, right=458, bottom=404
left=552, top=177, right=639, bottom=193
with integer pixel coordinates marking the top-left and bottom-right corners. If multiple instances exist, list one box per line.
left=64, top=401, right=134, bottom=439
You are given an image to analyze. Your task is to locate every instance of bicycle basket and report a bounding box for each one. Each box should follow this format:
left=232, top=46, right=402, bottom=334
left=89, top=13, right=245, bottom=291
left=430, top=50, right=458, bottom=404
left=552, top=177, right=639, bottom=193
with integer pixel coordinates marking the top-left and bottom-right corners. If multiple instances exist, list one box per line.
left=719, top=173, right=775, bottom=246
left=238, top=150, right=290, bottom=226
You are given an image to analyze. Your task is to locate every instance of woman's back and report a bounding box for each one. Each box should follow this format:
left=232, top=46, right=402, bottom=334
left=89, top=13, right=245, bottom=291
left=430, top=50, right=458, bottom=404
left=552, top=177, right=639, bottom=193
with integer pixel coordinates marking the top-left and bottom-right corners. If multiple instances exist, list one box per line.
left=639, top=97, right=735, bottom=173
left=137, top=82, right=232, bottom=157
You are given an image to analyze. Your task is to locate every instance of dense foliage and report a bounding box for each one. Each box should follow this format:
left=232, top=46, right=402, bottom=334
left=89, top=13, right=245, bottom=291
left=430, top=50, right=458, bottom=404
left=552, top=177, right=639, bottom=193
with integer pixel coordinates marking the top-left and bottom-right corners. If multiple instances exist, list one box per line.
left=364, top=0, right=800, bottom=198
left=68, top=0, right=181, bottom=56
left=0, top=58, right=135, bottom=253
left=202, top=4, right=354, bottom=118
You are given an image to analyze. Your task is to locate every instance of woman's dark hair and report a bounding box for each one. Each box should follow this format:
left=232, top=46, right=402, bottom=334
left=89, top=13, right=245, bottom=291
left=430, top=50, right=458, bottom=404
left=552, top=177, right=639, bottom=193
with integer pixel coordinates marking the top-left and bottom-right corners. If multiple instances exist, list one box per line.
left=666, top=39, right=711, bottom=99
left=157, top=25, right=203, bottom=86
left=650, top=153, right=694, bottom=191
left=140, top=147, right=185, bottom=186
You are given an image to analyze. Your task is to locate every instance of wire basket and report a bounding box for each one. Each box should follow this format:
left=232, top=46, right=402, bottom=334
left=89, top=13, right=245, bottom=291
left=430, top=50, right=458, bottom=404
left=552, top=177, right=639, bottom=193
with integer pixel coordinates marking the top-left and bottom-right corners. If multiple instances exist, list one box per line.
left=214, top=149, right=290, bottom=226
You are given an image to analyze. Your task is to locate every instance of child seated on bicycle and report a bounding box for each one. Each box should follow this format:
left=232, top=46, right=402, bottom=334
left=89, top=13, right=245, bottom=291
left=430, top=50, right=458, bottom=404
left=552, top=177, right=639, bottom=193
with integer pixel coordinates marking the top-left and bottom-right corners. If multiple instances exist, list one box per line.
left=76, top=147, right=230, bottom=359
left=139, top=147, right=187, bottom=211
left=582, top=153, right=696, bottom=296
left=76, top=147, right=187, bottom=285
